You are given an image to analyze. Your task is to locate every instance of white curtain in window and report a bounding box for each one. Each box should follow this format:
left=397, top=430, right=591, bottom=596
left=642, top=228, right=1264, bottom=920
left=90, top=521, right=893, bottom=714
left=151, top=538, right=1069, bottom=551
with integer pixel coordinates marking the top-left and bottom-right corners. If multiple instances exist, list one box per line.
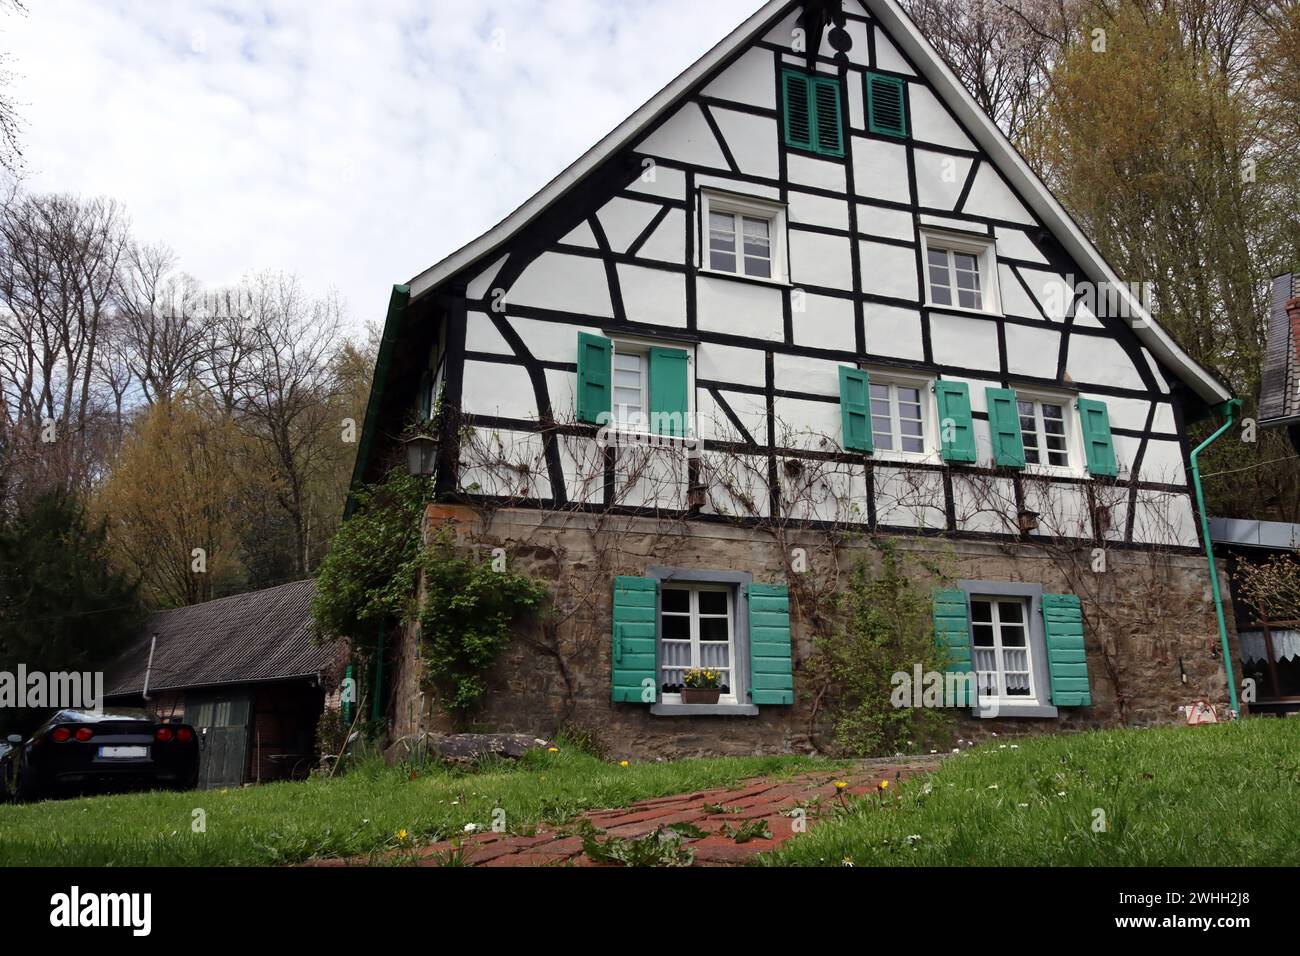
left=1239, top=630, right=1300, bottom=663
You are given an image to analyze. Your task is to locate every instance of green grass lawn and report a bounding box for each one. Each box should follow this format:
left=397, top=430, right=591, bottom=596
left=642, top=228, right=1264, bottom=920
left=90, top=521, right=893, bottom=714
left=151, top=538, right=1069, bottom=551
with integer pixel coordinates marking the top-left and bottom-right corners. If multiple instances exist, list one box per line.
left=762, top=719, right=1300, bottom=867
left=0, top=746, right=830, bottom=867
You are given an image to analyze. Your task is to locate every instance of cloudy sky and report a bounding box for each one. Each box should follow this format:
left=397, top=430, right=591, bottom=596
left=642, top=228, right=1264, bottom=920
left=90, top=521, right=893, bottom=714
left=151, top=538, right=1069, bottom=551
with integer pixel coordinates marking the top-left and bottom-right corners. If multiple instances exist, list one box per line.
left=6, top=0, right=763, bottom=332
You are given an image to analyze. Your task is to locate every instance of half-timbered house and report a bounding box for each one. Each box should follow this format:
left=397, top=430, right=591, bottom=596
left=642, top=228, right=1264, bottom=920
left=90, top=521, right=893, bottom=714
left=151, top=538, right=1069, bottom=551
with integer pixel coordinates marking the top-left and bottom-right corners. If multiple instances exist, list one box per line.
left=354, top=0, right=1240, bottom=754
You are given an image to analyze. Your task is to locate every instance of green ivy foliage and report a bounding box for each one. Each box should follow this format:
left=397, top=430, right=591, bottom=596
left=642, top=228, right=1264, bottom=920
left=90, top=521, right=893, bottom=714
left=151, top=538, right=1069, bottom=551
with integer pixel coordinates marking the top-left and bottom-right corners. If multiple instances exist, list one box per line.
left=815, top=542, right=953, bottom=755
left=311, top=468, right=429, bottom=657
left=417, top=533, right=549, bottom=714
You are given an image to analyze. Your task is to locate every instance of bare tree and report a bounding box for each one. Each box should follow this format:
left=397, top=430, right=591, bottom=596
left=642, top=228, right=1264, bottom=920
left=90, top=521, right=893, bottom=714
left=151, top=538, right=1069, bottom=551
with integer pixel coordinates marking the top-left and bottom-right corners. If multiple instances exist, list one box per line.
left=0, top=190, right=128, bottom=511
left=234, top=272, right=345, bottom=575
left=0, top=1, right=28, bottom=175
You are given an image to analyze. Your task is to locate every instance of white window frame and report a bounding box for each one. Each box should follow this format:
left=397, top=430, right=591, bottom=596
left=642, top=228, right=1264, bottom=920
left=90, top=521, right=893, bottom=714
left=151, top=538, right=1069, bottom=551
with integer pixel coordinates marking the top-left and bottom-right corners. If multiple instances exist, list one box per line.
left=969, top=595, right=1039, bottom=707
left=920, top=228, right=1002, bottom=316
left=866, top=368, right=939, bottom=463
left=1014, top=387, right=1085, bottom=478
left=658, top=584, right=738, bottom=706
left=607, top=336, right=697, bottom=438
left=699, top=189, right=790, bottom=285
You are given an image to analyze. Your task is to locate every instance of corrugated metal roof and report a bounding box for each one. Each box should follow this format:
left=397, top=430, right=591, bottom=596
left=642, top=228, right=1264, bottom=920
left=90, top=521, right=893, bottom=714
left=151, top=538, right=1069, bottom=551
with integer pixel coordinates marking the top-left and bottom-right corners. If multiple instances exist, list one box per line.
left=1260, top=272, right=1299, bottom=425
left=104, top=579, right=344, bottom=697
left=1208, top=517, right=1300, bottom=550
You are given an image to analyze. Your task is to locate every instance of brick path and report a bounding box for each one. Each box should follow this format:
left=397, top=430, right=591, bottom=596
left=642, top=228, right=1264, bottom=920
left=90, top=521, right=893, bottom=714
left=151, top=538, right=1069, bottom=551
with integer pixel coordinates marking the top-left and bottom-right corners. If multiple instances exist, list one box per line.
left=314, top=757, right=938, bottom=868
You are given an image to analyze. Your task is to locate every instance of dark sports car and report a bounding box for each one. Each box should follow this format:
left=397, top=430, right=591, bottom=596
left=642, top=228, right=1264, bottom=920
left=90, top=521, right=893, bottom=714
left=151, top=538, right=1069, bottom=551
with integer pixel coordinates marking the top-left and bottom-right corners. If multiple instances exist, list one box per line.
left=0, top=709, right=200, bottom=802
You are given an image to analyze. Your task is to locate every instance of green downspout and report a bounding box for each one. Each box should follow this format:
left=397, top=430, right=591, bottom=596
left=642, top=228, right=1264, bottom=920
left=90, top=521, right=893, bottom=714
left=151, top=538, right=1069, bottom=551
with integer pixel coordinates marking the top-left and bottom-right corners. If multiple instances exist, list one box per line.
left=371, top=622, right=385, bottom=724
left=342, top=663, right=354, bottom=727
left=1189, top=398, right=1243, bottom=716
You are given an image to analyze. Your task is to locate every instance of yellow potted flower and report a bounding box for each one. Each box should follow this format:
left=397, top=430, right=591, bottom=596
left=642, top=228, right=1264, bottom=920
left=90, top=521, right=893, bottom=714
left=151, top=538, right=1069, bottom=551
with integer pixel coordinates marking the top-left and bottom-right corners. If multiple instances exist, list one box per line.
left=682, top=667, right=723, bottom=705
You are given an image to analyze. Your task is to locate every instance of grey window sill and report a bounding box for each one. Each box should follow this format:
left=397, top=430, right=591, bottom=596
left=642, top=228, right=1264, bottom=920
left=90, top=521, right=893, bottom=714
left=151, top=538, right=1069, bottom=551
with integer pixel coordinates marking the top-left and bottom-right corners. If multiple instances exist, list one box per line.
left=650, top=703, right=760, bottom=717
left=975, top=703, right=1060, bottom=719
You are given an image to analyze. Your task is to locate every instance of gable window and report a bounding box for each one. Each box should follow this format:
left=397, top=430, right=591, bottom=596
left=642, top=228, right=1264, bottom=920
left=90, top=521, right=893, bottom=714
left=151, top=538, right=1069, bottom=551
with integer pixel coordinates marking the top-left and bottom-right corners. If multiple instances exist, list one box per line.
left=969, top=596, right=1038, bottom=705
left=782, top=70, right=844, bottom=157
left=700, top=191, right=788, bottom=284
left=920, top=230, right=1001, bottom=315
left=870, top=376, right=930, bottom=456
left=660, top=585, right=737, bottom=704
left=866, top=72, right=907, bottom=138
left=1017, top=396, right=1071, bottom=469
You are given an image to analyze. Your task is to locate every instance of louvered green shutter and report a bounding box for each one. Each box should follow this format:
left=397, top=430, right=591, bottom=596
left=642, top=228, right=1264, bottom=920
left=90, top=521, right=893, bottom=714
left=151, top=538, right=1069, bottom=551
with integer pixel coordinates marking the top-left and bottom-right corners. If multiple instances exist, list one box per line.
left=811, top=76, right=844, bottom=157
left=934, top=381, right=976, bottom=462
left=985, top=387, right=1026, bottom=468
left=1077, top=398, right=1117, bottom=477
left=839, top=366, right=872, bottom=453
left=576, top=332, right=612, bottom=425
left=866, top=73, right=907, bottom=138
left=748, top=583, right=794, bottom=705
left=648, top=347, right=689, bottom=438
left=933, top=589, right=976, bottom=707
left=782, top=71, right=813, bottom=151
left=1042, top=593, right=1092, bottom=706
left=612, top=577, right=657, bottom=703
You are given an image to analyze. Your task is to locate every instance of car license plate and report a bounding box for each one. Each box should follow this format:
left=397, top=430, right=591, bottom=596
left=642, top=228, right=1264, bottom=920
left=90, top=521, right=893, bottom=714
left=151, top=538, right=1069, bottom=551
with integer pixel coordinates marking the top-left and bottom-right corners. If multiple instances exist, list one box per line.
left=99, top=746, right=148, bottom=759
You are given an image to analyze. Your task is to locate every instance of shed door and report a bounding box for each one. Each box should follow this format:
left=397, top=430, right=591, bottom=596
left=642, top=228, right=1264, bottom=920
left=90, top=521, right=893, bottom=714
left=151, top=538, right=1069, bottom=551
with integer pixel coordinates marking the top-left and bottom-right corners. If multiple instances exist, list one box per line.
left=187, top=691, right=252, bottom=789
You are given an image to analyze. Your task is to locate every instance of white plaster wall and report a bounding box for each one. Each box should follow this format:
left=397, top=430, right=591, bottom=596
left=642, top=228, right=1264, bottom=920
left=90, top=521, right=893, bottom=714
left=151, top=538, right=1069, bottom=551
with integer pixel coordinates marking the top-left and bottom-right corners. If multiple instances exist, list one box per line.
left=460, top=361, right=536, bottom=420
left=702, top=46, right=776, bottom=109
left=793, top=292, right=856, bottom=352
left=713, top=109, right=780, bottom=180
left=789, top=190, right=851, bottom=231
left=791, top=231, right=854, bottom=291
left=697, top=275, right=784, bottom=341
left=908, top=85, right=976, bottom=151
left=510, top=253, right=613, bottom=318
left=696, top=342, right=766, bottom=387
left=636, top=102, right=728, bottom=169
left=598, top=197, right=665, bottom=254
left=930, top=313, right=1000, bottom=370
left=859, top=240, right=919, bottom=299
left=618, top=264, right=687, bottom=327
left=852, top=139, right=910, bottom=203
left=864, top=303, right=924, bottom=360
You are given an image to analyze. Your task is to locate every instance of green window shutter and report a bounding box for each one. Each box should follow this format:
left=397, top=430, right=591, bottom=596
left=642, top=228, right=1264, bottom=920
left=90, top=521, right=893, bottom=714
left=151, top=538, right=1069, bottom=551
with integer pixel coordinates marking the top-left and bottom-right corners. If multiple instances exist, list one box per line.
left=934, top=381, right=976, bottom=463
left=648, top=347, right=689, bottom=438
left=417, top=369, right=433, bottom=421
left=811, top=76, right=844, bottom=156
left=612, top=577, right=657, bottom=703
left=985, top=387, right=1026, bottom=468
left=748, top=583, right=794, bottom=705
left=782, top=70, right=814, bottom=151
left=1077, top=398, right=1118, bottom=477
left=576, top=332, right=612, bottom=425
left=866, top=73, right=907, bottom=138
left=1042, top=593, right=1092, bottom=706
left=933, top=589, right=976, bottom=707
left=838, top=366, right=873, bottom=452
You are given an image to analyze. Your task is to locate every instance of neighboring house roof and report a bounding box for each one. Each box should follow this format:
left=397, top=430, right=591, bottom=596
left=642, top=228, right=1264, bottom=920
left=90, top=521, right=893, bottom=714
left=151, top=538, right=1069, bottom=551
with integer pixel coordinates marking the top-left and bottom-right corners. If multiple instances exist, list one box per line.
left=104, top=579, right=342, bottom=697
left=1208, top=517, right=1300, bottom=551
left=1259, top=272, right=1299, bottom=426
left=403, top=0, right=1232, bottom=406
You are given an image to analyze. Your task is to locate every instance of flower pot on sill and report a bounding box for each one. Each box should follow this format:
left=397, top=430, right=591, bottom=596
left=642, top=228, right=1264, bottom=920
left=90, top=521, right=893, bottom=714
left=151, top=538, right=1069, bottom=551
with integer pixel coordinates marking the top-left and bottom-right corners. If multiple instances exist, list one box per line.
left=681, top=688, right=721, bottom=705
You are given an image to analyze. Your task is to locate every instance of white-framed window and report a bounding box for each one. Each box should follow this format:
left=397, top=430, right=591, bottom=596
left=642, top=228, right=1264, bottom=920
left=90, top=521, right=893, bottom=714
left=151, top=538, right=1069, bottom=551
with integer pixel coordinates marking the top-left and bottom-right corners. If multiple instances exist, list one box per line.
left=659, top=585, right=737, bottom=704
left=700, top=190, right=788, bottom=284
left=606, top=337, right=696, bottom=437
left=612, top=344, right=648, bottom=430
left=1016, top=391, right=1081, bottom=473
left=920, top=229, right=1001, bottom=315
left=969, top=596, right=1038, bottom=705
left=868, top=370, right=936, bottom=460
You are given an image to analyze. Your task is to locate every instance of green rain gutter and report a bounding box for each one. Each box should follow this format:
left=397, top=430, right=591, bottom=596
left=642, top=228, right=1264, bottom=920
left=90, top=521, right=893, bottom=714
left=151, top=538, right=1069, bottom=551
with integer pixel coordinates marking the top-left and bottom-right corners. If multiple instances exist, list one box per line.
left=1189, top=398, right=1243, bottom=716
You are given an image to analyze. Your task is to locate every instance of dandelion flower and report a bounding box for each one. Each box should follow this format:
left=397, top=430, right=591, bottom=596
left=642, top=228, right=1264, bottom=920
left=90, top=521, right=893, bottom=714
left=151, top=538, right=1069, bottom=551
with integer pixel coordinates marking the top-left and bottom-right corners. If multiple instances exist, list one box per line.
left=397, top=829, right=408, bottom=840
left=841, top=858, right=855, bottom=867
left=878, top=780, right=889, bottom=791
left=547, top=747, right=559, bottom=753
left=833, top=780, right=848, bottom=790
left=619, top=760, right=630, bottom=767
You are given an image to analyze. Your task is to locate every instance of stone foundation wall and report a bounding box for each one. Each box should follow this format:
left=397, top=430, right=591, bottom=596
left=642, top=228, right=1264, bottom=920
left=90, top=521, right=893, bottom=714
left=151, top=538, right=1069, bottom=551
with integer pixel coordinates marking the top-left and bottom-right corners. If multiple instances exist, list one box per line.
left=388, top=505, right=1237, bottom=760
